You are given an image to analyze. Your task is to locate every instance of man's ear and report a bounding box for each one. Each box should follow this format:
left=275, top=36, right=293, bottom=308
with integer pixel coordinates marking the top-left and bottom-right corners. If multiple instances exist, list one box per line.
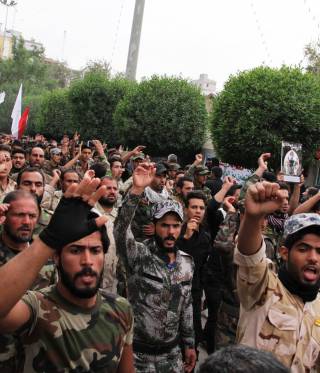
left=279, top=246, right=289, bottom=262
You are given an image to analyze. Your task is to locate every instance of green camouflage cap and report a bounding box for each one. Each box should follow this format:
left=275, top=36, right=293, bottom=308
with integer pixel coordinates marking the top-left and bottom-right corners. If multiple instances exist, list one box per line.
left=168, top=163, right=181, bottom=171
left=131, top=153, right=145, bottom=161
left=152, top=200, right=184, bottom=221
left=155, top=162, right=168, bottom=175
left=194, top=165, right=211, bottom=175
left=283, top=213, right=320, bottom=241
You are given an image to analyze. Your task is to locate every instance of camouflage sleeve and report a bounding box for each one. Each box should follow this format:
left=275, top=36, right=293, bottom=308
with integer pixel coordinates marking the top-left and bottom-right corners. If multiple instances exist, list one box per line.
left=234, top=241, right=272, bottom=311
left=185, top=164, right=196, bottom=178
left=214, top=212, right=239, bottom=256
left=180, top=262, right=195, bottom=348
left=96, top=154, right=110, bottom=171
left=114, top=193, right=149, bottom=271
left=238, top=173, right=261, bottom=205
left=16, top=291, right=40, bottom=337
left=40, top=185, right=55, bottom=211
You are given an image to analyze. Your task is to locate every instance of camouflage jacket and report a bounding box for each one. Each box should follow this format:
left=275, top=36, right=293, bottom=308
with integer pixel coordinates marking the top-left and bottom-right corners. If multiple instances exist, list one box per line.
left=235, top=242, right=320, bottom=372
left=130, top=187, right=171, bottom=242
left=0, top=240, right=56, bottom=373
left=33, top=208, right=53, bottom=236
left=238, top=173, right=260, bottom=207
left=114, top=193, right=195, bottom=348
left=18, top=286, right=133, bottom=373
left=73, top=155, right=109, bottom=178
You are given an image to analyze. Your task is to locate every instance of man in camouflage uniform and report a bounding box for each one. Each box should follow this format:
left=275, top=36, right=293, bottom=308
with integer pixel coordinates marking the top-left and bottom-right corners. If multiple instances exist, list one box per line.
left=186, top=164, right=212, bottom=202
left=16, top=167, right=52, bottom=235
left=93, top=176, right=125, bottom=294
left=0, top=190, right=56, bottom=373
left=0, top=174, right=134, bottom=373
left=173, top=176, right=194, bottom=208
left=236, top=181, right=320, bottom=372
left=73, top=140, right=109, bottom=178
left=115, top=162, right=196, bottom=373
left=41, top=169, right=81, bottom=212
left=130, top=162, right=171, bottom=242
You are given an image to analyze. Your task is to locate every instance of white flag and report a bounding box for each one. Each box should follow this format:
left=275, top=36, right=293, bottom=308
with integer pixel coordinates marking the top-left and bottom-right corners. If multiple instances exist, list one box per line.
left=0, top=91, right=5, bottom=104
left=11, top=84, right=22, bottom=139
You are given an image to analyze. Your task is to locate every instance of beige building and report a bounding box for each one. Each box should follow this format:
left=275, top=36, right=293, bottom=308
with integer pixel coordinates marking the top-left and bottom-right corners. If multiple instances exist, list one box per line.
left=0, top=30, right=43, bottom=59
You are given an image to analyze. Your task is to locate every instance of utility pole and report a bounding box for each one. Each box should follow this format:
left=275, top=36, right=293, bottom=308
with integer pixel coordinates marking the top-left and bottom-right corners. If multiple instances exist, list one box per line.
left=0, top=0, right=17, bottom=59
left=125, top=0, right=145, bottom=80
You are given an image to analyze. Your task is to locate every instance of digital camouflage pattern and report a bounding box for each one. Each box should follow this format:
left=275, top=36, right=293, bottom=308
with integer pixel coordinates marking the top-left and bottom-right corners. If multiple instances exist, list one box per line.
left=19, top=286, right=133, bottom=373
left=213, top=211, right=240, bottom=349
left=283, top=213, right=320, bottom=241
left=235, top=241, right=320, bottom=373
left=134, top=346, right=184, bottom=373
left=114, top=194, right=195, bottom=370
left=129, top=191, right=154, bottom=242
left=0, top=240, right=56, bottom=373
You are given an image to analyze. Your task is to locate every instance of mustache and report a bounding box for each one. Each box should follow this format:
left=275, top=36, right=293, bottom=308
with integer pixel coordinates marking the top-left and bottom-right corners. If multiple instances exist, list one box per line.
left=164, top=235, right=176, bottom=242
left=18, top=225, right=31, bottom=231
left=74, top=267, right=98, bottom=280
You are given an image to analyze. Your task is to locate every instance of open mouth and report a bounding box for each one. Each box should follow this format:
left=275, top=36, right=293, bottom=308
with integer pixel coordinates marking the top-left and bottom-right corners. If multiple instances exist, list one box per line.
left=303, top=267, right=319, bottom=282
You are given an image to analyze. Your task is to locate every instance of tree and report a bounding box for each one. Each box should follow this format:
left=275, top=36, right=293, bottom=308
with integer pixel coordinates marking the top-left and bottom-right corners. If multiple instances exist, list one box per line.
left=68, top=72, right=136, bottom=143
left=84, top=59, right=111, bottom=79
left=37, top=89, right=75, bottom=138
left=305, top=41, right=320, bottom=75
left=113, top=76, right=208, bottom=159
left=0, top=37, right=78, bottom=133
left=211, top=66, right=320, bottom=169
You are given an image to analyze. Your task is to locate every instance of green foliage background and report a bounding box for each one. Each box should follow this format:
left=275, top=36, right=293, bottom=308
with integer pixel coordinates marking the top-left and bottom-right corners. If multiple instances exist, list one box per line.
left=211, top=66, right=320, bottom=169
left=113, top=76, right=207, bottom=157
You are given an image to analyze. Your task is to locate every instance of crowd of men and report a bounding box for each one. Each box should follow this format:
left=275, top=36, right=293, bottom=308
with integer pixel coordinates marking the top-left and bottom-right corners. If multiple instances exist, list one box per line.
left=0, top=132, right=319, bottom=372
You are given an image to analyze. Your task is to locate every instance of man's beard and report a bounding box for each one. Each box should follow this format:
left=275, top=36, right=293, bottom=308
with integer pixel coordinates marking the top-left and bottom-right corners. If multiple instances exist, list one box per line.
left=3, top=223, right=32, bottom=243
left=58, top=263, right=102, bottom=299
left=99, top=196, right=116, bottom=208
left=155, top=234, right=177, bottom=253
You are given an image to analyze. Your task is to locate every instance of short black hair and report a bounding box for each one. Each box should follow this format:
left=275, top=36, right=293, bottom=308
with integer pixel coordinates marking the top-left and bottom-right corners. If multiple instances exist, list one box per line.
left=110, top=159, right=123, bottom=168
left=61, top=169, right=80, bottom=181
left=90, top=162, right=108, bottom=178
left=17, top=167, right=45, bottom=186
left=12, top=148, right=26, bottom=157
left=284, top=225, right=320, bottom=250
left=185, top=190, right=206, bottom=207
left=262, top=171, right=277, bottom=182
left=225, top=184, right=242, bottom=197
left=277, top=182, right=290, bottom=191
left=212, top=166, right=223, bottom=178
left=176, top=176, right=193, bottom=189
left=199, top=345, right=289, bottom=373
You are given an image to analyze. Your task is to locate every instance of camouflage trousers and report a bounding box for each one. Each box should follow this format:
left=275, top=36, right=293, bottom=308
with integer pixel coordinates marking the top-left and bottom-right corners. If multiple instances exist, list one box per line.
left=134, top=346, right=184, bottom=373
left=216, top=301, right=239, bottom=350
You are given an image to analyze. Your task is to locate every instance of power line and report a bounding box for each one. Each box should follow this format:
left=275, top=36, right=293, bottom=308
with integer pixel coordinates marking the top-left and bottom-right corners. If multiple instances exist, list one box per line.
left=303, top=0, right=320, bottom=42
left=110, top=0, right=126, bottom=67
left=249, top=1, right=273, bottom=66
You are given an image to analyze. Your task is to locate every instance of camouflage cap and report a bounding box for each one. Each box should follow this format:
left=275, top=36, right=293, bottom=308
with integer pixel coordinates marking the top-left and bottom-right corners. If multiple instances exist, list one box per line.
left=155, top=162, right=168, bottom=176
left=152, top=200, right=184, bottom=221
left=283, top=213, right=320, bottom=241
left=194, top=165, right=211, bottom=175
left=131, top=153, right=145, bottom=161
left=168, top=163, right=181, bottom=171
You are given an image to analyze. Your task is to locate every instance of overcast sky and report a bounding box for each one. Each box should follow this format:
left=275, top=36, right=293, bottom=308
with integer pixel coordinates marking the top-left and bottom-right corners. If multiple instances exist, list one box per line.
left=1, top=0, right=320, bottom=89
